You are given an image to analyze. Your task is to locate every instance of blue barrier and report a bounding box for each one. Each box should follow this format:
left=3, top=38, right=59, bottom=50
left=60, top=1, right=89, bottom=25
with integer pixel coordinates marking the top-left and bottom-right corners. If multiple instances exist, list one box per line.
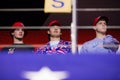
left=0, top=53, right=120, bottom=80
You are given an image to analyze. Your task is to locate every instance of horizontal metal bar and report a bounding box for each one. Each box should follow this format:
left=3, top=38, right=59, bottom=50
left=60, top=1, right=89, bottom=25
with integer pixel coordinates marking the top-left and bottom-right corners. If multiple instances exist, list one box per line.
left=0, top=8, right=44, bottom=12
left=0, top=8, right=120, bottom=12
left=0, top=26, right=120, bottom=29
left=76, top=8, right=120, bottom=11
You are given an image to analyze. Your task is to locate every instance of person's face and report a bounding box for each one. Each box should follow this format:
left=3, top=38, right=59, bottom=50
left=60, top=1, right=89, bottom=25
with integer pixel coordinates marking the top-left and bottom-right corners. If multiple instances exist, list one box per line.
left=12, top=28, right=24, bottom=39
left=48, top=25, right=61, bottom=37
left=94, top=20, right=107, bottom=34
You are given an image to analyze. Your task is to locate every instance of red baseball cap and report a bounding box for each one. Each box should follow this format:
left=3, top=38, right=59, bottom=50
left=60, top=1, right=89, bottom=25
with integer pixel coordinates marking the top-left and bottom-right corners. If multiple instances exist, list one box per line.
left=93, top=16, right=109, bottom=26
left=10, top=21, right=27, bottom=36
left=12, top=21, right=24, bottom=28
left=48, top=20, right=62, bottom=26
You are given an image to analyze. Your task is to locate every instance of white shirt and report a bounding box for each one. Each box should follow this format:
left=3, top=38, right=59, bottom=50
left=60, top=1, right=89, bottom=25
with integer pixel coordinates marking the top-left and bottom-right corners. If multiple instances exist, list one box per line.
left=50, top=41, right=59, bottom=49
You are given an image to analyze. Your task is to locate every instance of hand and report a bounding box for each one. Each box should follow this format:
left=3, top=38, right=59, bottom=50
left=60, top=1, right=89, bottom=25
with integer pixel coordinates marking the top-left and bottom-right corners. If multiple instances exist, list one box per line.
left=103, top=35, right=119, bottom=52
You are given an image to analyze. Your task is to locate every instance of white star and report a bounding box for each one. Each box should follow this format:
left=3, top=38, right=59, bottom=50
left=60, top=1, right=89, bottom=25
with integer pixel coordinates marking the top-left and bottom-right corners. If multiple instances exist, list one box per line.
left=22, top=66, right=69, bottom=80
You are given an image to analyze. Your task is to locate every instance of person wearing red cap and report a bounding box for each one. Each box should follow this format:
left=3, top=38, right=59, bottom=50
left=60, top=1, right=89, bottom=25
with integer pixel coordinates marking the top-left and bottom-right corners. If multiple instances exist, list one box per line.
left=11, top=22, right=25, bottom=44
left=1, top=21, right=34, bottom=54
left=80, top=16, right=119, bottom=54
left=35, top=20, right=71, bottom=55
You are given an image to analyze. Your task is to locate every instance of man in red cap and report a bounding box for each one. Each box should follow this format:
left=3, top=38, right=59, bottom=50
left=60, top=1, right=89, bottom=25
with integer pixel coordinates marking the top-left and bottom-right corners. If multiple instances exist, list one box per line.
left=80, top=16, right=119, bottom=54
left=11, top=21, right=25, bottom=44
left=1, top=21, right=34, bottom=54
left=35, top=20, right=71, bottom=55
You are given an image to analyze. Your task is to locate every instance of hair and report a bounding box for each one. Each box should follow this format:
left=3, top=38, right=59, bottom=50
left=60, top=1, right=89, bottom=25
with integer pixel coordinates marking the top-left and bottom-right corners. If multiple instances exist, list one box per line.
left=10, top=28, right=27, bottom=38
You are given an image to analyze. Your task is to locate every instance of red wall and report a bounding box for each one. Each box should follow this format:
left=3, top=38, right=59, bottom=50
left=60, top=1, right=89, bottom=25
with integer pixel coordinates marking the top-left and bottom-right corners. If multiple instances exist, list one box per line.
left=0, top=29, right=120, bottom=49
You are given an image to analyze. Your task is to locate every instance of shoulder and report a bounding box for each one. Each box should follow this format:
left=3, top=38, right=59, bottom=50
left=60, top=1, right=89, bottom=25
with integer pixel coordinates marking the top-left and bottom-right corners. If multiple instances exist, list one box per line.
left=105, top=34, right=118, bottom=40
left=82, top=38, right=96, bottom=47
left=1, top=45, right=14, bottom=53
left=34, top=43, right=50, bottom=54
left=37, top=42, right=50, bottom=50
left=104, top=34, right=119, bottom=43
left=1, top=47, right=9, bottom=52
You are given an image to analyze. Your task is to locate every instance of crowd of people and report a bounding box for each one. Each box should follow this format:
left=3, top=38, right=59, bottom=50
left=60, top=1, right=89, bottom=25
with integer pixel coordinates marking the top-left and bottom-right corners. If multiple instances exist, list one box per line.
left=0, top=16, right=120, bottom=54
